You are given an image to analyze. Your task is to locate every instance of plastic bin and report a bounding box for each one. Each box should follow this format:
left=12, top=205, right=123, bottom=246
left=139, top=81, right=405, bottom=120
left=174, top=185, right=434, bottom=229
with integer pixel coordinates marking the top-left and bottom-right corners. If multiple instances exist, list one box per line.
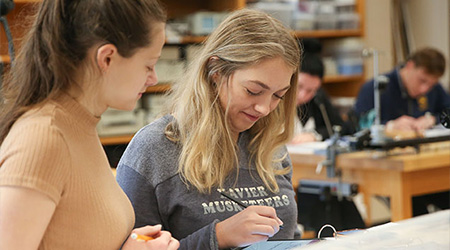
left=247, top=2, right=295, bottom=29
left=337, top=13, right=359, bottom=30
left=337, top=57, right=363, bottom=75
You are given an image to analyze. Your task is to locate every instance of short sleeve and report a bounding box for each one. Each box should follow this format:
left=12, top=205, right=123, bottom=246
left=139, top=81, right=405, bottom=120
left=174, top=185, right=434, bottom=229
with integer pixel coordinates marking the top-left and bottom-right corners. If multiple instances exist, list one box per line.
left=0, top=122, right=71, bottom=204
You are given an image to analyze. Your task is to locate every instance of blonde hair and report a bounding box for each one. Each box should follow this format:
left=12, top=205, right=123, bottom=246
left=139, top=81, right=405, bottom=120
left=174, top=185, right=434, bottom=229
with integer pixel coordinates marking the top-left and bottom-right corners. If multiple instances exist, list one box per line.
left=164, top=9, right=301, bottom=193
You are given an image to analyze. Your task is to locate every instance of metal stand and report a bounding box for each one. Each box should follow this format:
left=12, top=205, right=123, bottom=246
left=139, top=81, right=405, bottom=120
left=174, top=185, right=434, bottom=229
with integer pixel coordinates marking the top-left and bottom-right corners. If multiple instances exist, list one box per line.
left=316, top=126, right=352, bottom=200
left=362, top=48, right=390, bottom=146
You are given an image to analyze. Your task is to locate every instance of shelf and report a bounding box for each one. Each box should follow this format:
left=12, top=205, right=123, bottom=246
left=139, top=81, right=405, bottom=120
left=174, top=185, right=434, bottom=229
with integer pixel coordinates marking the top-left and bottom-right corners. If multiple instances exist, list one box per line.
left=14, top=0, right=41, bottom=3
left=167, top=29, right=363, bottom=45
left=100, top=134, right=134, bottom=146
left=143, top=77, right=363, bottom=92
left=145, top=83, right=171, bottom=93
left=99, top=77, right=364, bottom=146
left=323, top=74, right=364, bottom=84
left=293, top=29, right=362, bottom=38
left=0, top=55, right=11, bottom=64
left=181, top=36, right=208, bottom=44
left=99, top=84, right=172, bottom=146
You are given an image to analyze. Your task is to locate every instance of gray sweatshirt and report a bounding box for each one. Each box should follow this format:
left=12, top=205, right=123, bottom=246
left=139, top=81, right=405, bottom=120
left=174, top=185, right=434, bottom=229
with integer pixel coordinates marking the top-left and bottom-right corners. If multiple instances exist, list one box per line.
left=116, top=115, right=297, bottom=250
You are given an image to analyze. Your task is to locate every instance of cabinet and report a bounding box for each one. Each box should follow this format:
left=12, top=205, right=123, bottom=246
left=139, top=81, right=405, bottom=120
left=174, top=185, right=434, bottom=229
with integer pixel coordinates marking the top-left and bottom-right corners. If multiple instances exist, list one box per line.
left=1, top=0, right=366, bottom=146
left=158, top=0, right=366, bottom=98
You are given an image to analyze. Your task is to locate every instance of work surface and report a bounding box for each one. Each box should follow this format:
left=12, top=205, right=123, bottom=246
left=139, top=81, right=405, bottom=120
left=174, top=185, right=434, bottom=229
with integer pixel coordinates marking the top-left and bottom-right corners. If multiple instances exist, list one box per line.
left=300, top=209, right=450, bottom=250
left=288, top=141, right=450, bottom=224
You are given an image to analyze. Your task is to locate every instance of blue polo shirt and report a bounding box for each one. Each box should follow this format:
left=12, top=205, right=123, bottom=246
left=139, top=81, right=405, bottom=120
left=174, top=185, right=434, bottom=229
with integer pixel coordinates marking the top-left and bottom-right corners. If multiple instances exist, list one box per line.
left=354, top=67, right=450, bottom=125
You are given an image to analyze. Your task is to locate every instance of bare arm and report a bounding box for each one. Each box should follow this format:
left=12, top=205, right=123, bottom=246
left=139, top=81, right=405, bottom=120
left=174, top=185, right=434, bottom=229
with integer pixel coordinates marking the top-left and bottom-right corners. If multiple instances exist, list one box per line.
left=0, top=186, right=56, bottom=250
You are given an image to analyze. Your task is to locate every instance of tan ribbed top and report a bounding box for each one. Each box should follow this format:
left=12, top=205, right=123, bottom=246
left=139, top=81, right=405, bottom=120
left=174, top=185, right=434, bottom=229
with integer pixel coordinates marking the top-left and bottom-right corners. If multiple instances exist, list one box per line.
left=0, top=93, right=135, bottom=249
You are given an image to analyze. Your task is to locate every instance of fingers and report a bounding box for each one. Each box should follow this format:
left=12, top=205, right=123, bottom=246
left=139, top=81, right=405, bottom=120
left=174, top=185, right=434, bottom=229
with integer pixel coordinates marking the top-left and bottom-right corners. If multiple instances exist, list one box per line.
left=167, top=237, right=180, bottom=250
left=390, top=115, right=434, bottom=132
left=413, top=115, right=435, bottom=131
left=152, top=230, right=172, bottom=242
left=133, top=224, right=162, bottom=237
left=122, top=228, right=178, bottom=250
left=147, top=231, right=177, bottom=249
left=126, top=225, right=180, bottom=250
left=388, top=116, right=417, bottom=131
left=237, top=207, right=282, bottom=236
left=247, top=206, right=281, bottom=223
left=216, top=205, right=283, bottom=248
left=253, top=222, right=280, bottom=237
left=246, top=206, right=284, bottom=233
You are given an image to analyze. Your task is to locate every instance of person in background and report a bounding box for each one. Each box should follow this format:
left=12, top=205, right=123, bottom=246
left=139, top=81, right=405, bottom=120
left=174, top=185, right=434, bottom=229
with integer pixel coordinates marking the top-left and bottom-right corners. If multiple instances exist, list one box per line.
left=291, top=38, right=350, bottom=144
left=354, top=47, right=450, bottom=132
left=117, top=9, right=300, bottom=250
left=0, top=0, right=178, bottom=249
left=354, top=47, right=450, bottom=216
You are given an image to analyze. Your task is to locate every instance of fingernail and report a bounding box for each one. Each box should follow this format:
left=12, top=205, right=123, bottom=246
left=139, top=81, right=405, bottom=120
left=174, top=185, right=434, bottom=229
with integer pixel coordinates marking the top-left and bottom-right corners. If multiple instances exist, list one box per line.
left=278, top=219, right=284, bottom=229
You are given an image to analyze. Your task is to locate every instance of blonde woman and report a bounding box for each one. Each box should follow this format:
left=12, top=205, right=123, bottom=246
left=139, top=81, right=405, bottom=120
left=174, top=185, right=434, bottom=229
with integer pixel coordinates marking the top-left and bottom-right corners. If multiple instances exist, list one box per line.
left=117, top=9, right=301, bottom=250
left=0, top=0, right=178, bottom=249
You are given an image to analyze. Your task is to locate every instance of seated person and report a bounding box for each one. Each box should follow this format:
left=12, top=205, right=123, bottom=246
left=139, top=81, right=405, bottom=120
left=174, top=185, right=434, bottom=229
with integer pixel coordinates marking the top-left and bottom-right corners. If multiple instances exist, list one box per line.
left=116, top=9, right=301, bottom=250
left=354, top=47, right=450, bottom=132
left=354, top=47, right=450, bottom=216
left=292, top=39, right=350, bottom=144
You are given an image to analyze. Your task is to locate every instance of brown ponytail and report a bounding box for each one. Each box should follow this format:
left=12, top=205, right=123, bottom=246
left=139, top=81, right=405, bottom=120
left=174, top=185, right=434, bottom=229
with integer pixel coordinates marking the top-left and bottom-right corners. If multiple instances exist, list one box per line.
left=0, top=0, right=166, bottom=143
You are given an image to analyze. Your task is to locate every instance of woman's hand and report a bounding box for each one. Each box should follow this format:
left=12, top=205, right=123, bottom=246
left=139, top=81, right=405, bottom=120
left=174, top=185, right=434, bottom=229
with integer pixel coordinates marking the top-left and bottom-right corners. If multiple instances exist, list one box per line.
left=215, top=206, right=283, bottom=248
left=122, top=225, right=179, bottom=250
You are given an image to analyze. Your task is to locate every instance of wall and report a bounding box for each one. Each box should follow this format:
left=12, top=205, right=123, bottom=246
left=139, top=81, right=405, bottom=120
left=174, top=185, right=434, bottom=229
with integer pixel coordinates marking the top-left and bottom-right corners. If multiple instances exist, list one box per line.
left=407, top=0, right=450, bottom=91
left=363, top=0, right=394, bottom=80
left=362, top=0, right=450, bottom=224
left=364, top=0, right=450, bottom=90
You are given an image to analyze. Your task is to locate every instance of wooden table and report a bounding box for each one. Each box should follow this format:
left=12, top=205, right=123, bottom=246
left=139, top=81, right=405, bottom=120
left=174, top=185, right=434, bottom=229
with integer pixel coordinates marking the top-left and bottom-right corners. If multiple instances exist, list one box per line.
left=289, top=143, right=450, bottom=225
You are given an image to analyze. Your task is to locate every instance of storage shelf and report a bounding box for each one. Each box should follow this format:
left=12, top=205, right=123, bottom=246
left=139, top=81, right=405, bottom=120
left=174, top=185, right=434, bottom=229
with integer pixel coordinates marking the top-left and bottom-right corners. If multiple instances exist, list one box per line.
left=323, top=74, right=364, bottom=84
left=0, top=55, right=11, bottom=64
left=7, top=0, right=366, bottom=146
left=14, top=0, right=42, bottom=4
left=293, top=29, right=362, bottom=38
left=99, top=84, right=171, bottom=146
left=145, top=83, right=171, bottom=93
left=180, top=36, right=208, bottom=44
left=14, top=0, right=41, bottom=3
left=168, top=29, right=363, bottom=44
left=145, top=76, right=364, bottom=91
left=100, top=134, right=134, bottom=146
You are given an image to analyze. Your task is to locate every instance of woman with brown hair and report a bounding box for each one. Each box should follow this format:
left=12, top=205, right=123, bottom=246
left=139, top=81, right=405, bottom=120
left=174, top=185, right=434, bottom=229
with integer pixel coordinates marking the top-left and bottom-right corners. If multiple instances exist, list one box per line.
left=0, top=1, right=178, bottom=249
